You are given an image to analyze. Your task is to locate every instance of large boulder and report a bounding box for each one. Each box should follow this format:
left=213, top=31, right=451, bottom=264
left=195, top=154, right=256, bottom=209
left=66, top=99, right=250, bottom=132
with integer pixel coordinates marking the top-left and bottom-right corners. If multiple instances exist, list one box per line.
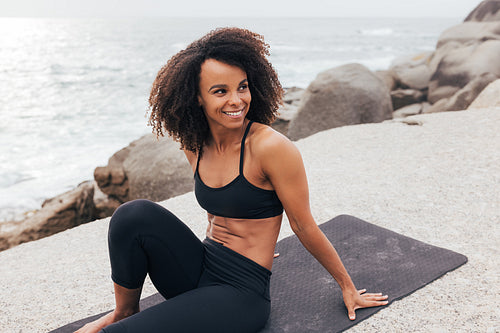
left=426, top=72, right=498, bottom=112
left=375, top=70, right=397, bottom=91
left=288, top=63, right=393, bottom=140
left=436, top=21, right=500, bottom=48
left=94, top=134, right=193, bottom=212
left=0, top=181, right=95, bottom=251
left=428, top=39, right=500, bottom=103
left=389, top=52, right=433, bottom=90
left=464, top=0, right=500, bottom=22
left=468, top=78, right=500, bottom=108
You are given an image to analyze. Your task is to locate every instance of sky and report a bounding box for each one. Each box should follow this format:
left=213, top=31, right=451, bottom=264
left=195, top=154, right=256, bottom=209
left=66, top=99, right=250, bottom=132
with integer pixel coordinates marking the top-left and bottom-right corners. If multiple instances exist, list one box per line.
left=0, top=0, right=483, bottom=18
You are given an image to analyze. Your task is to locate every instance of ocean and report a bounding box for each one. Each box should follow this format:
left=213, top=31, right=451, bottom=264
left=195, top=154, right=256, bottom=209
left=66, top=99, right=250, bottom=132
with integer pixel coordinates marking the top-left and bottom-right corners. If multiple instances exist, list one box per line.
left=0, top=16, right=460, bottom=222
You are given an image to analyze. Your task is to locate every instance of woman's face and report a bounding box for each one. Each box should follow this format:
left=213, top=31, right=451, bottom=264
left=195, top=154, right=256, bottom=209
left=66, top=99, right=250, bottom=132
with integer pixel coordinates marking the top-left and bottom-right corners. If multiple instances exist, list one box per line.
left=198, top=59, right=251, bottom=130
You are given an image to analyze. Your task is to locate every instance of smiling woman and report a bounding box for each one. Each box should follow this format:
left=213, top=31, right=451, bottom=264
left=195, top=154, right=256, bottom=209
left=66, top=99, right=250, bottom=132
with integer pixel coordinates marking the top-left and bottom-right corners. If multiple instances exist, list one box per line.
left=76, top=27, right=387, bottom=333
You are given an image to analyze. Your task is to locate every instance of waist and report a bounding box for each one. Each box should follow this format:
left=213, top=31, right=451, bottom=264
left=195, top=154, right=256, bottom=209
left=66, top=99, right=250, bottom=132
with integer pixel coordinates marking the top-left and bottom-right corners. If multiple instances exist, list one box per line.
left=201, top=238, right=272, bottom=300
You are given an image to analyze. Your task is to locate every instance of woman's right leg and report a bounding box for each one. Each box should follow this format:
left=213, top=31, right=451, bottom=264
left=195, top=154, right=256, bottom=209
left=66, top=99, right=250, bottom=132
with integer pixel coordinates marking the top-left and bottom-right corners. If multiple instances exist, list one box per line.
left=76, top=199, right=204, bottom=333
left=107, top=199, right=204, bottom=298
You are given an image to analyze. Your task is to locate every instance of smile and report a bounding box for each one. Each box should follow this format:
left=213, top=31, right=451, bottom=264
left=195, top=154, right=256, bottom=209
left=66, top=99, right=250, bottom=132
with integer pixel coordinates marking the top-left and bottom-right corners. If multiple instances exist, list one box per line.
left=222, top=109, right=244, bottom=117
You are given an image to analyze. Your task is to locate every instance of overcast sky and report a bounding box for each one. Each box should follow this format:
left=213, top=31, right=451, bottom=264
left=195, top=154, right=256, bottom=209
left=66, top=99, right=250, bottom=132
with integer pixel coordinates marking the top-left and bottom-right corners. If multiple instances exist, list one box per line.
left=0, top=0, right=482, bottom=18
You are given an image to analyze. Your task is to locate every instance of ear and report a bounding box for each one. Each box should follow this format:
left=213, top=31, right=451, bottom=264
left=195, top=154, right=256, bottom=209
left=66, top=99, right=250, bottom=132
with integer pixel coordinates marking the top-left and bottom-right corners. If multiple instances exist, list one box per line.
left=197, top=94, right=203, bottom=107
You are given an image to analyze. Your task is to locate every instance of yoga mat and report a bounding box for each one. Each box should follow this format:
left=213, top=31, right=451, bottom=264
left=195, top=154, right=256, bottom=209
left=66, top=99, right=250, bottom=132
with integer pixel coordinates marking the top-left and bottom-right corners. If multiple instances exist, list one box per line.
left=51, top=215, right=467, bottom=333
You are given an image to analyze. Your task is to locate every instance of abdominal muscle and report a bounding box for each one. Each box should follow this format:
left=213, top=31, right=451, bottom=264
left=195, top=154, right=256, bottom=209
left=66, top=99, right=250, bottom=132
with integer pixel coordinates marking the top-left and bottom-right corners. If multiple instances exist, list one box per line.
left=206, top=213, right=283, bottom=270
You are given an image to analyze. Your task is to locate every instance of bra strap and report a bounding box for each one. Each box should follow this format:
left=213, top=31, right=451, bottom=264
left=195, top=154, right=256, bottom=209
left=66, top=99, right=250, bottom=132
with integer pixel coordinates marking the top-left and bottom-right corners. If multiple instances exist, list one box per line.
left=195, top=147, right=202, bottom=174
left=239, top=121, right=253, bottom=174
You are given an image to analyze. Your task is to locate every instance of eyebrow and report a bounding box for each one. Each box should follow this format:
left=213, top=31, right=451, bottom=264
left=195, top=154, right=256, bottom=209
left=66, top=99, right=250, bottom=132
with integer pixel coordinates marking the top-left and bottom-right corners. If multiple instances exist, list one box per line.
left=208, top=79, right=248, bottom=92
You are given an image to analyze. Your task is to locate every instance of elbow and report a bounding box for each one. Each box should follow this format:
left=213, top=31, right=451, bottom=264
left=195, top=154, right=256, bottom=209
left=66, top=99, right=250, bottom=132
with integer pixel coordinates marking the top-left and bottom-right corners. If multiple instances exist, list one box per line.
left=289, top=219, right=310, bottom=236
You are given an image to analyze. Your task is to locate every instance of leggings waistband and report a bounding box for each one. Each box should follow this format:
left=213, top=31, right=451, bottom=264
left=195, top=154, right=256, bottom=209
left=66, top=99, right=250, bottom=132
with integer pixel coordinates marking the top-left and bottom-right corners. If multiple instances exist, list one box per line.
left=201, top=238, right=271, bottom=301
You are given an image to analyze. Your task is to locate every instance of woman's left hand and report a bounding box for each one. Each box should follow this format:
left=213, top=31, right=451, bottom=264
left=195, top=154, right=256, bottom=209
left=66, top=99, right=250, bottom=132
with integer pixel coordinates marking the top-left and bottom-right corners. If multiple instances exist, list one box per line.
left=342, top=288, right=389, bottom=320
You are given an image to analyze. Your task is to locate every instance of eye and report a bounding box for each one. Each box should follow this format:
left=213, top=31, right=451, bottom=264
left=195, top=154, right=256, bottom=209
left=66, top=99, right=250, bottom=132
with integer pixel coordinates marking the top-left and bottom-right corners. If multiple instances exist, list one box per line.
left=239, top=84, right=248, bottom=91
left=213, top=89, right=226, bottom=94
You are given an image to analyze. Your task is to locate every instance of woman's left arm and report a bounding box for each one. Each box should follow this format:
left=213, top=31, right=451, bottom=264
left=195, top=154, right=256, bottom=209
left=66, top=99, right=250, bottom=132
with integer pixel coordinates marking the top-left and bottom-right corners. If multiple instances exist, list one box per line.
left=259, top=132, right=388, bottom=320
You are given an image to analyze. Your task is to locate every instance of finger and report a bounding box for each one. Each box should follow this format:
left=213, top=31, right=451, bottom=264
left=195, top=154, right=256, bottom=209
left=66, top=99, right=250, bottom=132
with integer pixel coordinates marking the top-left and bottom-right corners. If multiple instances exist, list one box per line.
left=362, top=294, right=388, bottom=300
left=273, top=253, right=280, bottom=258
left=358, top=289, right=367, bottom=295
left=360, top=299, right=389, bottom=307
left=348, top=308, right=356, bottom=321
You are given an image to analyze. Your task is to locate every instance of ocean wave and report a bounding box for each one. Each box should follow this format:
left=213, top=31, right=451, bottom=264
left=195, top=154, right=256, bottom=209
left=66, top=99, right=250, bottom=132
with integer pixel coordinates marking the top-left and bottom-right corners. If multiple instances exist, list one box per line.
left=358, top=28, right=394, bottom=36
left=0, top=172, right=33, bottom=189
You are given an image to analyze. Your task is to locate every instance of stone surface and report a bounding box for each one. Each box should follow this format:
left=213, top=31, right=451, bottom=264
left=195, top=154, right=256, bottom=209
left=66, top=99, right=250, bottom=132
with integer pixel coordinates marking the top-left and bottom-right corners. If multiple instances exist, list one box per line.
left=391, top=89, right=426, bottom=110
left=428, top=39, right=500, bottom=103
left=288, top=63, right=393, bottom=140
left=425, top=98, right=449, bottom=114
left=93, top=134, right=193, bottom=216
left=392, top=103, right=424, bottom=118
left=92, top=183, right=121, bottom=219
left=464, top=0, right=500, bottom=22
left=0, top=181, right=95, bottom=251
left=375, top=70, right=397, bottom=91
left=427, top=72, right=497, bottom=112
left=468, top=78, right=500, bottom=108
left=436, top=21, right=500, bottom=48
left=272, top=87, right=304, bottom=136
left=389, top=52, right=433, bottom=90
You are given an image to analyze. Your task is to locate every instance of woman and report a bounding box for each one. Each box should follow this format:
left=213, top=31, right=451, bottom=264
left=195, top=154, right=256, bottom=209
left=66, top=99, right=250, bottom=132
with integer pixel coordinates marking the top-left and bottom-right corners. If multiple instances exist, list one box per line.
left=77, top=27, right=387, bottom=333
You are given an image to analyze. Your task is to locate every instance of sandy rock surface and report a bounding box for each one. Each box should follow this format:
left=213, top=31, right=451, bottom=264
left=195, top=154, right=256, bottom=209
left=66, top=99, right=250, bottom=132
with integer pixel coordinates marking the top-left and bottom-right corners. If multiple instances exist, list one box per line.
left=0, top=107, right=499, bottom=333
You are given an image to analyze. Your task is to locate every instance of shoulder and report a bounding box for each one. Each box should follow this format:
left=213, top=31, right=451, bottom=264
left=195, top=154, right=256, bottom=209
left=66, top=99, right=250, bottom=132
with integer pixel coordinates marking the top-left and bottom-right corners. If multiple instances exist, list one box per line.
left=249, top=122, right=302, bottom=170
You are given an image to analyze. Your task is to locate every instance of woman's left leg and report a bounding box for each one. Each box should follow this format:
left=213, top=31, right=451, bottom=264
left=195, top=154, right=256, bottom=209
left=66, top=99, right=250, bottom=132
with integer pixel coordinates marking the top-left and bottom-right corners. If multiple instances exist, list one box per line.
left=101, top=283, right=270, bottom=333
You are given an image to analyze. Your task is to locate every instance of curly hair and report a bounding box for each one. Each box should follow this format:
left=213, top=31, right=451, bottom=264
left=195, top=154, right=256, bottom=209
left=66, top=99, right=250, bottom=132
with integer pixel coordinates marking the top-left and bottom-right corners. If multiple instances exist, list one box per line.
left=148, top=27, right=284, bottom=154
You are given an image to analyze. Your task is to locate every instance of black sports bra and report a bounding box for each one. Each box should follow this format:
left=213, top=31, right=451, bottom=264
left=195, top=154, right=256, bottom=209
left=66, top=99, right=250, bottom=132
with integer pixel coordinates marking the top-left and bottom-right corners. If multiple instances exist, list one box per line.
left=194, top=121, right=284, bottom=219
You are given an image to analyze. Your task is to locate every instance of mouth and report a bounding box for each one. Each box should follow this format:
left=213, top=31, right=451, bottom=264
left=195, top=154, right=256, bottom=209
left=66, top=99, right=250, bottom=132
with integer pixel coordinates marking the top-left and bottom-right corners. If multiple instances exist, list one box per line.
left=222, top=108, right=244, bottom=117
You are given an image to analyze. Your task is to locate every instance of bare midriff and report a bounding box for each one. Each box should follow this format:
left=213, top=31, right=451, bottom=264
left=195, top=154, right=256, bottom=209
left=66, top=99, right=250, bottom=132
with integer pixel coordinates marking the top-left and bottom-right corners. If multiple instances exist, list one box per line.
left=206, top=213, right=283, bottom=270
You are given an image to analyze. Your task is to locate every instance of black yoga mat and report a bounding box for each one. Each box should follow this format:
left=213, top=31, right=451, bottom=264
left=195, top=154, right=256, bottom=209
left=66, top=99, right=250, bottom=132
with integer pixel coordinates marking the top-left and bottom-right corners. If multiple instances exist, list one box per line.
left=52, top=215, right=467, bottom=333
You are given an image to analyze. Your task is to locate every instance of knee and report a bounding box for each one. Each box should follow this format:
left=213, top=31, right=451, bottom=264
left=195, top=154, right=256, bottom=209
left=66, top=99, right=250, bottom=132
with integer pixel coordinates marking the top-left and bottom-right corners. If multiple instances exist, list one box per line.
left=108, top=199, right=157, bottom=240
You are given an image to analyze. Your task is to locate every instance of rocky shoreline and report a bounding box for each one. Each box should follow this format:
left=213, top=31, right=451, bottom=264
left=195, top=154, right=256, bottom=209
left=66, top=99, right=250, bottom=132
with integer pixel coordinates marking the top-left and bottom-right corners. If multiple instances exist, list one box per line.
left=1, top=0, right=499, bottom=251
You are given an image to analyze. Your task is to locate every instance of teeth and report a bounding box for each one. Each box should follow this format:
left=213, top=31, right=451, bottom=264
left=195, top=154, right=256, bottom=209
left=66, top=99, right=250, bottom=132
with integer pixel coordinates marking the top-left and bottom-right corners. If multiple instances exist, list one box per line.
left=224, top=110, right=243, bottom=116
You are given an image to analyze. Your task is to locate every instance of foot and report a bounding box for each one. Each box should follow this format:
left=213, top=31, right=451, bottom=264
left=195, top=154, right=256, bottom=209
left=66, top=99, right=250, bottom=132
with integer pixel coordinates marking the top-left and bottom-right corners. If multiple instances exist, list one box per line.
left=75, top=309, right=137, bottom=333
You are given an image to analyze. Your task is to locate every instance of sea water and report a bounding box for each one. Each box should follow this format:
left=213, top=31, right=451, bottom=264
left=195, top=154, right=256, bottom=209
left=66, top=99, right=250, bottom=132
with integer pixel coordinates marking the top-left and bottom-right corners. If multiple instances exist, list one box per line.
left=0, top=17, right=460, bottom=222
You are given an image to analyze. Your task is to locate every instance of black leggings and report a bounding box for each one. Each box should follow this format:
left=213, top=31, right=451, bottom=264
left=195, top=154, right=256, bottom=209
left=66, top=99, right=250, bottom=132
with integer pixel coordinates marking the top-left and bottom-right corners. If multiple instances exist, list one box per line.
left=101, top=199, right=271, bottom=333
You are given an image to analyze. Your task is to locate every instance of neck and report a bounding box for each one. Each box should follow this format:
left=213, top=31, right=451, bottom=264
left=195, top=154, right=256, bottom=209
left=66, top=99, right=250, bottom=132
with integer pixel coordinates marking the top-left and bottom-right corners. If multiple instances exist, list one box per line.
left=207, top=119, right=249, bottom=154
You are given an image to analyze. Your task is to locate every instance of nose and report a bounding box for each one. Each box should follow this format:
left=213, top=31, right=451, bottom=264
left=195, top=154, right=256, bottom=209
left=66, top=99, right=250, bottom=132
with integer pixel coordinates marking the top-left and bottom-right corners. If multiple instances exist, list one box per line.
left=228, top=91, right=241, bottom=106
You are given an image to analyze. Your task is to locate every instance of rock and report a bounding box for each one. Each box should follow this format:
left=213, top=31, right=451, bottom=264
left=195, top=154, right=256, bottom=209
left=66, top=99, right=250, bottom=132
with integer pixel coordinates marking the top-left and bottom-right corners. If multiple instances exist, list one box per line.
left=428, top=39, right=500, bottom=103
left=93, top=183, right=121, bottom=219
left=425, top=98, right=449, bottom=114
left=283, top=87, right=305, bottom=106
left=427, top=41, right=462, bottom=77
left=375, top=70, right=397, bottom=91
left=421, top=102, right=432, bottom=114
left=391, top=89, right=426, bottom=110
left=427, top=72, right=497, bottom=112
left=464, top=0, right=500, bottom=22
left=393, top=103, right=424, bottom=118
left=94, top=134, right=193, bottom=206
left=468, top=78, right=500, bottom=108
left=272, top=87, right=304, bottom=136
left=0, top=181, right=95, bottom=251
left=287, top=63, right=393, bottom=140
left=389, top=52, right=433, bottom=90
left=436, top=21, right=500, bottom=48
